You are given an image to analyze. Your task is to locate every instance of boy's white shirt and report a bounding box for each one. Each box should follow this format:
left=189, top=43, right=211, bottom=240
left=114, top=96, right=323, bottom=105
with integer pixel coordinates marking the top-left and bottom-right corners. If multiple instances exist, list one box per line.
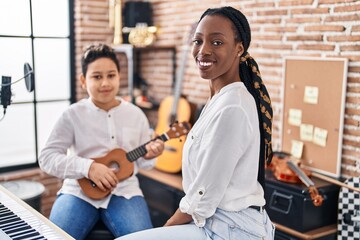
left=39, top=98, right=155, bottom=208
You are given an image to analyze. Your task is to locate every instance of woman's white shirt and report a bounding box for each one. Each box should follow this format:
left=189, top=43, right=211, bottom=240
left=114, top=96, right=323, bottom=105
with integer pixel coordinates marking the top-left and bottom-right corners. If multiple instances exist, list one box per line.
left=179, top=82, right=265, bottom=227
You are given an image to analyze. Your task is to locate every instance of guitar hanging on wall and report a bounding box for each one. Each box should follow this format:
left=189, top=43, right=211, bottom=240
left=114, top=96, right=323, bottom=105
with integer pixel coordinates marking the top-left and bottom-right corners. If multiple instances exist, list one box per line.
left=154, top=23, right=197, bottom=173
left=109, top=0, right=123, bottom=45
left=78, top=121, right=191, bottom=199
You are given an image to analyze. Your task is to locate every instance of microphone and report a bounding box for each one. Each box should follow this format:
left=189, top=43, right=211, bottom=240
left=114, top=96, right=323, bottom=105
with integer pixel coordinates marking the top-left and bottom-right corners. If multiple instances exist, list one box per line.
left=0, top=76, right=12, bottom=109
left=24, top=63, right=34, bottom=92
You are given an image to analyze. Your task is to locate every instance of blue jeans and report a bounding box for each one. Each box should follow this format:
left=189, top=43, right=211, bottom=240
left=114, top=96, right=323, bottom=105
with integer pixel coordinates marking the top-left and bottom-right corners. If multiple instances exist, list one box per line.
left=49, top=194, right=153, bottom=240
left=116, top=208, right=275, bottom=240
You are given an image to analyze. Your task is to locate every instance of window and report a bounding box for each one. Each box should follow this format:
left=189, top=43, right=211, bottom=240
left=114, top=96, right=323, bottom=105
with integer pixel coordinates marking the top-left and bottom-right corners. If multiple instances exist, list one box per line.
left=0, top=0, right=75, bottom=172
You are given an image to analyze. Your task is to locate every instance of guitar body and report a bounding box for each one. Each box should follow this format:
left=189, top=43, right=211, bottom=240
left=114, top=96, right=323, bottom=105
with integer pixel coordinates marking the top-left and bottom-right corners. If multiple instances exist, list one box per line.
left=78, top=149, right=134, bottom=199
left=155, top=96, right=191, bottom=173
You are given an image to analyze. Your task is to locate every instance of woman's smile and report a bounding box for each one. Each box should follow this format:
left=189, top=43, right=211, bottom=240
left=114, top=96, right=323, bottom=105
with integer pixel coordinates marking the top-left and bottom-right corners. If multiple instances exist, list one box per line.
left=196, top=57, right=215, bottom=71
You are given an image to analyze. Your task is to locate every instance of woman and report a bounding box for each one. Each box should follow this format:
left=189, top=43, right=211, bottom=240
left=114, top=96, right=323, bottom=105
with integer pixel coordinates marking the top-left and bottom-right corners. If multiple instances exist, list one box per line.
left=118, top=6, right=275, bottom=240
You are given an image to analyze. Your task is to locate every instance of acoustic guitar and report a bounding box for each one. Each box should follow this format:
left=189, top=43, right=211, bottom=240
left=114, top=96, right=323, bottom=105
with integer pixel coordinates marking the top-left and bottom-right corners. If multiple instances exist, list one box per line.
left=155, top=23, right=197, bottom=173
left=78, top=121, right=191, bottom=199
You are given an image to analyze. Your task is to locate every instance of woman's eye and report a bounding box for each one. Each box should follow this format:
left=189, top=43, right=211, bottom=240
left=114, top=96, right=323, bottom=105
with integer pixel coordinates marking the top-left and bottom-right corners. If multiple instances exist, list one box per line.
left=108, top=74, right=116, bottom=79
left=193, top=39, right=201, bottom=45
left=92, top=75, right=101, bottom=80
left=213, top=41, right=223, bottom=46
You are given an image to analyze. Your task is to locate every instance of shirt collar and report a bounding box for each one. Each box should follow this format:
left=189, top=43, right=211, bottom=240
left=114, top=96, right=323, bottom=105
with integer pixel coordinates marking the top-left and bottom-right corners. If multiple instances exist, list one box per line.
left=218, top=82, right=245, bottom=95
left=86, top=97, right=123, bottom=112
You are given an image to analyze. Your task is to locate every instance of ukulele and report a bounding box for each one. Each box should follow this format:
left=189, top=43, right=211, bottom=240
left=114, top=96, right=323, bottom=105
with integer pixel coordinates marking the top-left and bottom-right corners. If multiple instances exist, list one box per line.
left=78, top=121, right=191, bottom=199
left=155, top=23, right=197, bottom=173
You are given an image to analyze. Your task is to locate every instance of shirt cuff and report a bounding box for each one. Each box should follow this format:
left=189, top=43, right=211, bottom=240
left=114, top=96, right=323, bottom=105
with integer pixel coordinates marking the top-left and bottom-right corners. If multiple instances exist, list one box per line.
left=84, top=159, right=94, bottom=178
left=179, top=191, right=206, bottom=227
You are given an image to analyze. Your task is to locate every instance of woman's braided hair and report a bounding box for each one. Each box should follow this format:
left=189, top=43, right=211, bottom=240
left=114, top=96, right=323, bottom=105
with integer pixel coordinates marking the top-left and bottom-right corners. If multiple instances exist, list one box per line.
left=199, top=6, right=273, bottom=187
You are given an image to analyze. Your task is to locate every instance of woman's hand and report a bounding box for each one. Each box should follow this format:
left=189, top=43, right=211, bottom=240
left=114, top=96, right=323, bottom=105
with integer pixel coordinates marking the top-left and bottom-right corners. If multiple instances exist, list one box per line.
left=88, top=162, right=118, bottom=191
left=144, top=139, right=164, bottom=159
left=164, top=209, right=193, bottom=226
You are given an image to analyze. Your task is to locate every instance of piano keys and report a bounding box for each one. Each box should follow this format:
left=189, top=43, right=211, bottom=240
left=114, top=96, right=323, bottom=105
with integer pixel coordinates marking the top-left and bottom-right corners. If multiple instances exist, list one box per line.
left=0, top=184, right=74, bottom=240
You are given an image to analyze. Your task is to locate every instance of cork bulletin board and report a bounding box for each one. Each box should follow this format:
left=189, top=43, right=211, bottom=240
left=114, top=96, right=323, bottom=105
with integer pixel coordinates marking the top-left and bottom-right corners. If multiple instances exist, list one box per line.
left=281, top=57, right=348, bottom=178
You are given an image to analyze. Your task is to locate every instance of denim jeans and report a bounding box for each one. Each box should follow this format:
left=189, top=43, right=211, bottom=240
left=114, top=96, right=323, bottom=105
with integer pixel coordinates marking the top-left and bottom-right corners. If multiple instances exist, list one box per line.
left=116, top=208, right=275, bottom=240
left=49, top=194, right=153, bottom=240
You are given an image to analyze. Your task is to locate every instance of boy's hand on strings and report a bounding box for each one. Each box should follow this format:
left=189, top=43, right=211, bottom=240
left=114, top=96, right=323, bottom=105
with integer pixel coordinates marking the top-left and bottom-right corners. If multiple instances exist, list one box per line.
left=88, top=162, right=118, bottom=191
left=144, top=139, right=164, bottom=159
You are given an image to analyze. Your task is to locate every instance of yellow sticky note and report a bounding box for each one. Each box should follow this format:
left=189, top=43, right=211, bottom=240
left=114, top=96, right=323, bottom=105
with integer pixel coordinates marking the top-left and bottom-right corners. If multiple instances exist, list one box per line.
left=300, top=124, right=314, bottom=141
left=304, top=86, right=319, bottom=104
left=313, top=127, right=328, bottom=147
left=291, top=140, right=304, bottom=159
left=288, top=109, right=302, bottom=126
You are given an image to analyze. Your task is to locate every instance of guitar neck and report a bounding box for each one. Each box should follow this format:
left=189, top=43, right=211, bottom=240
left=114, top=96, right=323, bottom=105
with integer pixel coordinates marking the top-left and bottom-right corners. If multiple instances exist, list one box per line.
left=170, top=44, right=190, bottom=116
left=126, top=134, right=169, bottom=162
left=170, top=23, right=197, bottom=117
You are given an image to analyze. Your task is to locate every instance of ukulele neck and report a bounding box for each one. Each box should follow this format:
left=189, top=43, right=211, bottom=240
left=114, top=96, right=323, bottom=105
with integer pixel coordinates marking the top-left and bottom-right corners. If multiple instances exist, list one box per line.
left=125, top=134, right=168, bottom=162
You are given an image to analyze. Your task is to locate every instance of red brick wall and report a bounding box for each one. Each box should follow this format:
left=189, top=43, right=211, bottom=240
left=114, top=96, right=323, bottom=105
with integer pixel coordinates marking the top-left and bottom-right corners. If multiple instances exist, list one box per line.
left=2, top=0, right=359, bottom=219
left=75, top=0, right=359, bottom=178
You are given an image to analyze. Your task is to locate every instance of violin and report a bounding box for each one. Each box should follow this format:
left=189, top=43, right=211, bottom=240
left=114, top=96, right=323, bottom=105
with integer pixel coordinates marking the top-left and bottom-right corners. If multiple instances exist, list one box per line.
left=269, top=152, right=310, bottom=184
left=269, top=152, right=324, bottom=207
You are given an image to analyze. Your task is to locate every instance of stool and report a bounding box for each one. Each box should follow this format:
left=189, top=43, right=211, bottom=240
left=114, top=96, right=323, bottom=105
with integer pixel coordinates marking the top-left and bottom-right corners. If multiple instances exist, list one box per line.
left=86, top=219, right=114, bottom=240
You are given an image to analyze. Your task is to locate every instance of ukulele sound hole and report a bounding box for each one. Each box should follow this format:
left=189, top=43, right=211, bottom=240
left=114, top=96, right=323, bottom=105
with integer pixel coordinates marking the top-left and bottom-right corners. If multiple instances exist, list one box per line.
left=109, top=161, right=120, bottom=172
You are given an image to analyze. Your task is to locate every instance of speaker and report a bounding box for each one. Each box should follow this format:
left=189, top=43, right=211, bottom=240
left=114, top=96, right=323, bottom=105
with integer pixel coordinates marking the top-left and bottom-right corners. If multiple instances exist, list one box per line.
left=124, top=2, right=153, bottom=27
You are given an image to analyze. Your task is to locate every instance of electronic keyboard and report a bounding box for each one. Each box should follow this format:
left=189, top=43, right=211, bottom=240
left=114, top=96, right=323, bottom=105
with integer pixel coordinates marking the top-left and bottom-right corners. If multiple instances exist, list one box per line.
left=0, top=184, right=74, bottom=239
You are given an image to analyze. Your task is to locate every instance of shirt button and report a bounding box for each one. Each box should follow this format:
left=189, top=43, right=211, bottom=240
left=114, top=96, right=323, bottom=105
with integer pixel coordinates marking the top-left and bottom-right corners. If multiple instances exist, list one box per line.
left=199, top=191, right=203, bottom=195
left=108, top=114, right=111, bottom=118
left=111, top=136, right=114, bottom=139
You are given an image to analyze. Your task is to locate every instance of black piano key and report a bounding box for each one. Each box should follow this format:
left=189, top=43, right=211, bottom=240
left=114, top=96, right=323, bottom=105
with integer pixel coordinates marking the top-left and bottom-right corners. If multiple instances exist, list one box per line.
left=0, top=220, right=25, bottom=229
left=0, top=208, right=11, bottom=214
left=9, top=228, right=35, bottom=237
left=0, top=216, right=22, bottom=225
left=0, top=206, right=8, bottom=211
left=13, top=230, right=42, bottom=240
left=0, top=210, right=14, bottom=218
left=0, top=212, right=19, bottom=221
left=5, top=224, right=32, bottom=234
left=10, top=228, right=38, bottom=238
left=0, top=210, right=17, bottom=219
left=0, top=212, right=16, bottom=220
left=2, top=221, right=26, bottom=231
